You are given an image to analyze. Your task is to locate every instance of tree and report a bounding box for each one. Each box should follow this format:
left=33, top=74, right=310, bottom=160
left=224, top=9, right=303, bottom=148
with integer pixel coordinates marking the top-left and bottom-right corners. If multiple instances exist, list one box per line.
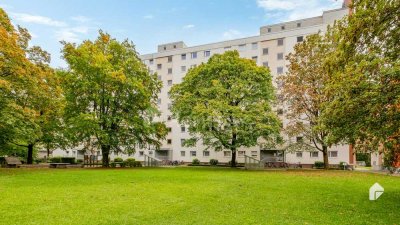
left=323, top=0, right=400, bottom=168
left=279, top=33, right=339, bottom=169
left=61, top=31, right=167, bottom=167
left=0, top=8, right=63, bottom=163
left=170, top=51, right=281, bottom=167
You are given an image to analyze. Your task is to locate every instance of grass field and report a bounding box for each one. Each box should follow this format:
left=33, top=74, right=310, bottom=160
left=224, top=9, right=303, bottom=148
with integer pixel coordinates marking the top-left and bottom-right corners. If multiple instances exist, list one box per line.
left=0, top=167, right=399, bottom=225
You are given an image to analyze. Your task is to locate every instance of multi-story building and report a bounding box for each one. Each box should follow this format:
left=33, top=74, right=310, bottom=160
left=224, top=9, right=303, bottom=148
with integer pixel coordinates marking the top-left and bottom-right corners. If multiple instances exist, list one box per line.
left=51, top=3, right=353, bottom=167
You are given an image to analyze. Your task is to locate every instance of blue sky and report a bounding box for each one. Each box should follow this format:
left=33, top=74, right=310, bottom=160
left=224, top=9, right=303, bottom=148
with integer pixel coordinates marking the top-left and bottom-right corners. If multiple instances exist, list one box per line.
left=0, top=0, right=342, bottom=68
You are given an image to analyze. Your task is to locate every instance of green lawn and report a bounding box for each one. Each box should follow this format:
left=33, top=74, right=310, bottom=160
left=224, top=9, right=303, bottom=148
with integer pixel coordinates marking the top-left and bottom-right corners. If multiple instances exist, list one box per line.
left=0, top=167, right=399, bottom=225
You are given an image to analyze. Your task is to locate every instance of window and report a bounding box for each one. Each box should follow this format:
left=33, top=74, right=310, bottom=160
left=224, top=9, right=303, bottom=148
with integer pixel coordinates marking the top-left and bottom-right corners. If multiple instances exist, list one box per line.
left=251, top=42, right=258, bottom=50
left=157, top=98, right=161, bottom=105
left=181, top=66, right=186, bottom=72
left=238, top=151, right=245, bottom=157
left=181, top=126, right=186, bottom=132
left=157, top=64, right=162, bottom=70
left=297, top=22, right=301, bottom=27
left=224, top=151, right=231, bottom=157
left=167, top=127, right=172, bottom=132
left=262, top=48, right=269, bottom=55
left=167, top=115, right=172, bottom=121
left=167, top=56, right=172, bottom=63
left=296, top=136, right=303, bottom=143
left=190, top=151, right=197, bottom=157
left=148, top=150, right=153, bottom=155
left=267, top=27, right=272, bottom=33
left=297, top=36, right=304, bottom=42
left=277, top=109, right=283, bottom=115
left=181, top=151, right=186, bottom=157
left=204, top=50, right=211, bottom=57
left=191, top=52, right=197, bottom=59
left=329, top=151, right=338, bottom=158
left=251, top=151, right=258, bottom=157
left=157, top=75, right=162, bottom=80
left=168, top=103, right=172, bottom=110
left=149, top=59, right=154, bottom=64
left=277, top=38, right=284, bottom=46
left=262, top=62, right=269, bottom=68
left=277, top=67, right=284, bottom=74
left=296, top=152, right=303, bottom=158
left=167, top=139, right=172, bottom=144
left=181, top=139, right=185, bottom=147
left=203, top=151, right=210, bottom=157
left=310, top=152, right=319, bottom=158
left=238, top=44, right=246, bottom=51
left=168, top=68, right=172, bottom=74
left=163, top=46, right=166, bottom=50
left=281, top=25, right=285, bottom=30
left=139, top=151, right=144, bottom=156
left=252, top=56, right=258, bottom=62
left=277, top=53, right=284, bottom=60
left=167, top=80, right=173, bottom=86
left=181, top=54, right=186, bottom=60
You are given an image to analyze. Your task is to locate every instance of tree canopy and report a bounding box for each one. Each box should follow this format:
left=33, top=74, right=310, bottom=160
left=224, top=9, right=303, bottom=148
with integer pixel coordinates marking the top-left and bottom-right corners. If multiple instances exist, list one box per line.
left=61, top=31, right=167, bottom=167
left=170, top=50, right=281, bottom=167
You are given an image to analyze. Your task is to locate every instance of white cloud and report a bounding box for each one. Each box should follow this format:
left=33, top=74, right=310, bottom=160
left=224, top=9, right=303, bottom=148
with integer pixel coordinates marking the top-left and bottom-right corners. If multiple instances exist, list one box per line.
left=143, top=14, right=154, bottom=19
left=55, top=26, right=90, bottom=43
left=256, top=0, right=342, bottom=22
left=11, top=12, right=67, bottom=27
left=222, top=29, right=242, bottom=40
left=71, top=16, right=91, bottom=23
left=183, top=24, right=195, bottom=29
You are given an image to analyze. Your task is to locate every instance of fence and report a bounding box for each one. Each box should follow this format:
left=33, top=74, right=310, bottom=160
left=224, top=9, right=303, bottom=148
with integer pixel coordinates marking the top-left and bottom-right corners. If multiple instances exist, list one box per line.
left=244, top=155, right=264, bottom=170
left=144, top=154, right=161, bottom=167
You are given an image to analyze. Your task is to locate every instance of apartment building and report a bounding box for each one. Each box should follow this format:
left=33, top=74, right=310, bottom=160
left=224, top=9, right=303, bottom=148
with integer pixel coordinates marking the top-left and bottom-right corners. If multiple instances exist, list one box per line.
left=51, top=5, right=352, bottom=166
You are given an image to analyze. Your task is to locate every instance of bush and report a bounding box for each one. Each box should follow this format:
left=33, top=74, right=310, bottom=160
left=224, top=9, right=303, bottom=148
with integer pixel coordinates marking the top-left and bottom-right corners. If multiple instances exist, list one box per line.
left=50, top=157, right=62, bottom=163
left=114, top=157, right=123, bottom=162
left=192, top=158, right=200, bottom=165
left=314, top=161, right=325, bottom=169
left=61, top=157, right=75, bottom=164
left=209, top=159, right=218, bottom=166
left=110, top=162, right=125, bottom=168
left=76, top=159, right=83, bottom=164
left=125, top=158, right=136, bottom=167
left=134, top=161, right=142, bottom=167
left=339, top=162, right=347, bottom=170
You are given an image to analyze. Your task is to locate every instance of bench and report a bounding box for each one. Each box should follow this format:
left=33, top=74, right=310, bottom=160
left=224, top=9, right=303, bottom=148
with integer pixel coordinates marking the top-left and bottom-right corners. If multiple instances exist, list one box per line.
left=49, top=163, right=70, bottom=168
left=5, top=157, right=22, bottom=168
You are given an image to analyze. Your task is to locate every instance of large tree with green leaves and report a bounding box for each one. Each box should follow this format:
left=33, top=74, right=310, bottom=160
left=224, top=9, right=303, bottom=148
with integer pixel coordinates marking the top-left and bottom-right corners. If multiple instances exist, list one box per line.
left=279, top=33, right=341, bottom=169
left=323, top=0, right=400, bottom=168
left=61, top=31, right=167, bottom=167
left=0, top=8, right=63, bottom=163
left=170, top=50, right=281, bottom=167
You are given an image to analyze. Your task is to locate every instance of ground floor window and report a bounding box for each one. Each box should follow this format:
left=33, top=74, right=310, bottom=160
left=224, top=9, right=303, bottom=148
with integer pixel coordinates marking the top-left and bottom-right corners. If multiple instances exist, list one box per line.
left=296, top=151, right=303, bottom=158
left=251, top=151, right=258, bottom=157
left=328, top=151, right=338, bottom=158
left=190, top=151, right=196, bottom=157
left=181, top=151, right=185, bottom=157
left=238, top=151, right=245, bottom=157
left=310, top=151, right=318, bottom=158
left=139, top=151, right=144, bottom=156
left=224, top=151, right=231, bottom=157
left=203, top=151, right=210, bottom=157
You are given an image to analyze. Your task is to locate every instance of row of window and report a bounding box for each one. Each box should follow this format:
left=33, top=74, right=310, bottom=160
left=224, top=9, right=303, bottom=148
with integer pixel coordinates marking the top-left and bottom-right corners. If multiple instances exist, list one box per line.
left=266, top=22, right=302, bottom=33
left=148, top=36, right=305, bottom=66
left=181, top=150, right=255, bottom=157
left=296, top=151, right=338, bottom=158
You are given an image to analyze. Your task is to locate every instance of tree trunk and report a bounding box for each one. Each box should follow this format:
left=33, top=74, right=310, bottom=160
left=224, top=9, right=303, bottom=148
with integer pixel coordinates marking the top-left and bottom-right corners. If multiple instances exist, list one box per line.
left=230, top=149, right=236, bottom=167
left=101, top=145, right=110, bottom=167
left=322, top=145, right=329, bottom=170
left=27, top=143, right=34, bottom=164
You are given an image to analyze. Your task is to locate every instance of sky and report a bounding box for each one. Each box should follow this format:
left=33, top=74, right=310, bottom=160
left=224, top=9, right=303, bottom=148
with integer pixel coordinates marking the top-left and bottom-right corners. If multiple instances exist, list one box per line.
left=0, top=0, right=343, bottom=68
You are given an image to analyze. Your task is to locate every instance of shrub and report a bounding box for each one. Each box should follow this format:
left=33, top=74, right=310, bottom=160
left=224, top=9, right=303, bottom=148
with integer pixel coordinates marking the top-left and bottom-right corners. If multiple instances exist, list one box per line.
left=50, top=157, right=62, bottom=163
left=114, top=157, right=123, bottom=162
left=134, top=161, right=142, bottom=167
left=192, top=158, right=200, bottom=165
left=339, top=162, right=347, bottom=170
left=125, top=158, right=136, bottom=167
left=209, top=159, right=218, bottom=166
left=61, top=157, right=76, bottom=164
left=314, top=161, right=324, bottom=169
left=76, top=159, right=83, bottom=164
